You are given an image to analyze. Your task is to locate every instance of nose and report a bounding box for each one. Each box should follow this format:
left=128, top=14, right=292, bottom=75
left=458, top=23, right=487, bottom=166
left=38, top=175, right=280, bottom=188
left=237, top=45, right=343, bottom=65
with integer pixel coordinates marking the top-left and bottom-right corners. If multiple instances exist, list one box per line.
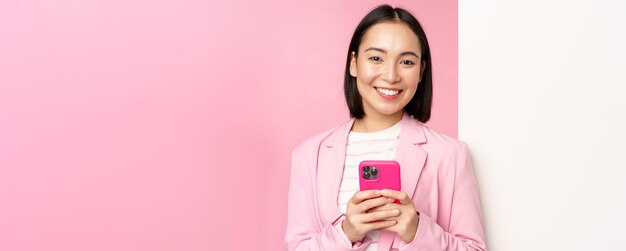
left=381, top=61, right=400, bottom=83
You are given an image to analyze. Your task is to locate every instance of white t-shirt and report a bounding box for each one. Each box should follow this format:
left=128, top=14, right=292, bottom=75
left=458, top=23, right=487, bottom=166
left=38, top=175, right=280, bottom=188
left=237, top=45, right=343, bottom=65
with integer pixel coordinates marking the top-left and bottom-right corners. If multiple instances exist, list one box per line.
left=337, top=120, right=401, bottom=250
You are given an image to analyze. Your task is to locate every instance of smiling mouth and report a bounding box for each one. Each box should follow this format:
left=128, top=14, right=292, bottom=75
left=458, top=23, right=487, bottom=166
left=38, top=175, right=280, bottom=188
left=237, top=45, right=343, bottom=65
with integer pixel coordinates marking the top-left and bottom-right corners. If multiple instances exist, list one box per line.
left=375, top=87, right=402, bottom=96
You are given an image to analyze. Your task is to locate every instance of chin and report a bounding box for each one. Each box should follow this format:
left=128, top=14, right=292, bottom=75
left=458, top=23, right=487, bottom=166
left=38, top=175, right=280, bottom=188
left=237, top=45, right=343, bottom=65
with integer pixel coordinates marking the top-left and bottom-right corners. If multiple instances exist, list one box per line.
left=372, top=107, right=404, bottom=116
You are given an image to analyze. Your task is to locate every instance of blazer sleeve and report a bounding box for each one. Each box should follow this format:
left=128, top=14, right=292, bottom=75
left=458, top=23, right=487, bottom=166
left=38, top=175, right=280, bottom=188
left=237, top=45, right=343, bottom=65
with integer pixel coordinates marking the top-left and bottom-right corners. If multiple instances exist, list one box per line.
left=400, top=142, right=488, bottom=251
left=285, top=147, right=372, bottom=251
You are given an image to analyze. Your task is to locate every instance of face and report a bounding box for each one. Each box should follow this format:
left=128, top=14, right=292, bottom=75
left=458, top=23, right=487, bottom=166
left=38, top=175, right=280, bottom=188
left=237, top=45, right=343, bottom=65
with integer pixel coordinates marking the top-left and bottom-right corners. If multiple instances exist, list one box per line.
left=350, top=21, right=425, bottom=118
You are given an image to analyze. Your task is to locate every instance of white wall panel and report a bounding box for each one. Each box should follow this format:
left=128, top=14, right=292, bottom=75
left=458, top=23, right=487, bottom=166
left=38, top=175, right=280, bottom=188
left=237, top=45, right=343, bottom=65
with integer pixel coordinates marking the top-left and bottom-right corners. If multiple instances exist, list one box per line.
left=459, top=1, right=626, bottom=250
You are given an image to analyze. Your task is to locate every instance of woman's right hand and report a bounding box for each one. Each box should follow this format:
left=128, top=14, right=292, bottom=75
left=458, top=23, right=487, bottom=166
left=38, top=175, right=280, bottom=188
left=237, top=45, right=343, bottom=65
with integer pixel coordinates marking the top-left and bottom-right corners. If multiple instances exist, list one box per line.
left=342, top=190, right=400, bottom=243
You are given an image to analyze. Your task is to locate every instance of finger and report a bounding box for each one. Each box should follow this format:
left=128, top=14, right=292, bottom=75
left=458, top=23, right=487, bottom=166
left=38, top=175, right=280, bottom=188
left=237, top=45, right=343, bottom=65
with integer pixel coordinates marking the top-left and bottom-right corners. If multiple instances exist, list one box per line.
left=362, top=209, right=400, bottom=223
left=350, top=190, right=381, bottom=205
left=358, top=196, right=394, bottom=212
left=380, top=189, right=412, bottom=205
left=362, top=220, right=397, bottom=232
left=366, top=203, right=398, bottom=213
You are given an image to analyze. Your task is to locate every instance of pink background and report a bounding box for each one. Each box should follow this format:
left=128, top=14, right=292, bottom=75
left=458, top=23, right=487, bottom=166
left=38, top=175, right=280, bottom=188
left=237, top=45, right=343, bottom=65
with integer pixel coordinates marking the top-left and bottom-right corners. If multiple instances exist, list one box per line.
left=0, top=0, right=456, bottom=250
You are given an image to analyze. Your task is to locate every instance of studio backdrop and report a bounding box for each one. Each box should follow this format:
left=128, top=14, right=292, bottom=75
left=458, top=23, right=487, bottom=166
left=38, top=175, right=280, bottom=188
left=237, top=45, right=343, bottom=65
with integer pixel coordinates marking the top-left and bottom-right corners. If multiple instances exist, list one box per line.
left=1, top=0, right=624, bottom=250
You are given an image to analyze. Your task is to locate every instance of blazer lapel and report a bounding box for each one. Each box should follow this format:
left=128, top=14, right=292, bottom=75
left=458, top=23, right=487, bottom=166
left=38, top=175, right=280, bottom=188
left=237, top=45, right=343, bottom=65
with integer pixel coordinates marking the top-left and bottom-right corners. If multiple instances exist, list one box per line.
left=316, top=118, right=355, bottom=225
left=378, top=113, right=428, bottom=251
left=395, top=112, right=428, bottom=204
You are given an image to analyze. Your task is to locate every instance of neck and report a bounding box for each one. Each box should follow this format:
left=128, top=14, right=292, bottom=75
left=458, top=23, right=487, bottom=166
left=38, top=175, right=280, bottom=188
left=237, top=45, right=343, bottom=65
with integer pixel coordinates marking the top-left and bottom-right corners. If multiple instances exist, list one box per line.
left=351, top=111, right=403, bottom=133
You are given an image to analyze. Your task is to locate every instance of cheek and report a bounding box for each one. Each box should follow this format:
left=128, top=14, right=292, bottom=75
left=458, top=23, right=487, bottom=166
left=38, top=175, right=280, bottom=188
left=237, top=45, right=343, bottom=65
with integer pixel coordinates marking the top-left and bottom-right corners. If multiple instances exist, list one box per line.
left=356, top=62, right=378, bottom=85
left=401, top=70, right=421, bottom=88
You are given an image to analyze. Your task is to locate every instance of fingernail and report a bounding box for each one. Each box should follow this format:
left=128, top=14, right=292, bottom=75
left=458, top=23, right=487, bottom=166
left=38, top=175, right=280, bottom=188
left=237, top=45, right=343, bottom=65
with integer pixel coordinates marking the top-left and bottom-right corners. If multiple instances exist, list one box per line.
left=375, top=190, right=381, bottom=195
left=387, top=198, right=394, bottom=203
left=392, top=209, right=399, bottom=215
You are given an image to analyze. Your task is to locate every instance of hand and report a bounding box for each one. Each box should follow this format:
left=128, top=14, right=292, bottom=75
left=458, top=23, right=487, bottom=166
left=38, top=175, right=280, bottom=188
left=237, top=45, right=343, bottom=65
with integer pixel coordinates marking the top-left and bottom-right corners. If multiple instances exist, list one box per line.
left=368, top=189, right=420, bottom=243
left=342, top=190, right=400, bottom=243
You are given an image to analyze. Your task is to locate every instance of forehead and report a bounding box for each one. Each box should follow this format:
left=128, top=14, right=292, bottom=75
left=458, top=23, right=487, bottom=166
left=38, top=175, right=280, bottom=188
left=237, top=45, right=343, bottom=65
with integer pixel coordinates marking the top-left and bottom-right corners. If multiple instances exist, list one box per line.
left=359, top=21, right=421, bottom=54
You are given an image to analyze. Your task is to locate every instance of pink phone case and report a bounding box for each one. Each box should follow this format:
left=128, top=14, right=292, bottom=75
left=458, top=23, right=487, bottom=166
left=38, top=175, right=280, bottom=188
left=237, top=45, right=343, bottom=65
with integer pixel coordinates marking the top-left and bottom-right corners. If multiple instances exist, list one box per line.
left=358, top=160, right=401, bottom=192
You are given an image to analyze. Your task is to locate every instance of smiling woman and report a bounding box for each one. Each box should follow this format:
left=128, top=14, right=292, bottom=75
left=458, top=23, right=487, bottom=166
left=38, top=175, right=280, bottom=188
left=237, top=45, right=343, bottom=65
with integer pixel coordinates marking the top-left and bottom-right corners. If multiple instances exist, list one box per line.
left=348, top=21, right=428, bottom=133
left=344, top=6, right=432, bottom=134
left=285, top=4, right=486, bottom=251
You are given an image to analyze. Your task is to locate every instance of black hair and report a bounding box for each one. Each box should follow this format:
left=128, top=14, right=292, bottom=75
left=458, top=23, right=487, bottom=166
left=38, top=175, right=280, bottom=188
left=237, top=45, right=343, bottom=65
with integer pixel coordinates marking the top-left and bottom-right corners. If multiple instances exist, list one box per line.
left=344, top=4, right=433, bottom=122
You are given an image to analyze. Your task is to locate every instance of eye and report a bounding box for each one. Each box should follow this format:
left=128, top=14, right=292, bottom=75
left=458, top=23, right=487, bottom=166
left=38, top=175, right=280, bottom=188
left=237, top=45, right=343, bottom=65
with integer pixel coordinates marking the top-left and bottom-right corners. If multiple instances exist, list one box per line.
left=400, top=60, right=415, bottom=65
left=368, top=56, right=382, bottom=62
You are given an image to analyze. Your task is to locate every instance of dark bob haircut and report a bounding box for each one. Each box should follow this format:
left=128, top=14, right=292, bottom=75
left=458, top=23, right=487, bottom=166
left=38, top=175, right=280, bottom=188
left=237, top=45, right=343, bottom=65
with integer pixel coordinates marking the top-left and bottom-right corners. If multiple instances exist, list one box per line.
left=344, top=4, right=433, bottom=122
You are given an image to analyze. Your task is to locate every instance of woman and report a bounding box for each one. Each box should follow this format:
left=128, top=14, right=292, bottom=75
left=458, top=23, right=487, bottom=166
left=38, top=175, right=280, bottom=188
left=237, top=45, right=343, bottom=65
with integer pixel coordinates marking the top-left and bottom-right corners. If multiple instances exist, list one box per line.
left=285, top=4, right=487, bottom=251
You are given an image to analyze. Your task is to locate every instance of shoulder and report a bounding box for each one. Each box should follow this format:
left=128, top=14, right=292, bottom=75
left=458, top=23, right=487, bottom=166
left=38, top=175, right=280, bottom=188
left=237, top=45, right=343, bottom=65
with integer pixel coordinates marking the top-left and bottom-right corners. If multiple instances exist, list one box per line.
left=291, top=128, right=329, bottom=161
left=414, top=122, right=469, bottom=160
left=409, top=122, right=473, bottom=182
left=422, top=124, right=467, bottom=150
left=291, top=120, right=347, bottom=161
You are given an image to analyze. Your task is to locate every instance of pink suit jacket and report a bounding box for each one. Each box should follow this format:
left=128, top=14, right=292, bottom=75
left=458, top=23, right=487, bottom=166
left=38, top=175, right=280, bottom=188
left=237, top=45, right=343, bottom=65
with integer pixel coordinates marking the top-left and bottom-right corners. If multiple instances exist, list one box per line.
left=285, top=112, right=487, bottom=251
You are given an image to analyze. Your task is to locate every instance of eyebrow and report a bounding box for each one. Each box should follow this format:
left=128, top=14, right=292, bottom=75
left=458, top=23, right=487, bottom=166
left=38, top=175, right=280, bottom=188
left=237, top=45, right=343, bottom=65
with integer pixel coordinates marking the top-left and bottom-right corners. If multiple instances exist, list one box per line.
left=364, top=47, right=421, bottom=59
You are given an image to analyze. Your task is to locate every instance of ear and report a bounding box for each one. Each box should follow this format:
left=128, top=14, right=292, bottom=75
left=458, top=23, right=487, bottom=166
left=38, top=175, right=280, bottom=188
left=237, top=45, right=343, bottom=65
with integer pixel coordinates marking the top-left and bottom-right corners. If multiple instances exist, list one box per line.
left=418, top=59, right=426, bottom=83
left=349, top=51, right=357, bottom=77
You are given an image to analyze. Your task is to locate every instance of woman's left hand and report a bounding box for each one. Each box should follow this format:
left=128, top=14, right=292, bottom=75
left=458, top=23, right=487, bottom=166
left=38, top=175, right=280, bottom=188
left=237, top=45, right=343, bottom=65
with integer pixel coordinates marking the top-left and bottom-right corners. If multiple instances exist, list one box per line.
left=368, top=189, right=420, bottom=243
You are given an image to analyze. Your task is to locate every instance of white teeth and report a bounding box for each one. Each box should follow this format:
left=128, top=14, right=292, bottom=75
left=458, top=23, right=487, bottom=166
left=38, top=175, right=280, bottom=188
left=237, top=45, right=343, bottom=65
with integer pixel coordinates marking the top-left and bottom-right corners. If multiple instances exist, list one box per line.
left=376, top=87, right=400, bottom=96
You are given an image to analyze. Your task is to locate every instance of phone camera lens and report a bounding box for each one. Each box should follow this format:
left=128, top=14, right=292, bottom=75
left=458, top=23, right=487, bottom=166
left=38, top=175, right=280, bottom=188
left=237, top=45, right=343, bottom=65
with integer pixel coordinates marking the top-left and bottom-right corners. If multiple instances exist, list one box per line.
left=371, top=167, right=378, bottom=176
left=363, top=172, right=371, bottom=179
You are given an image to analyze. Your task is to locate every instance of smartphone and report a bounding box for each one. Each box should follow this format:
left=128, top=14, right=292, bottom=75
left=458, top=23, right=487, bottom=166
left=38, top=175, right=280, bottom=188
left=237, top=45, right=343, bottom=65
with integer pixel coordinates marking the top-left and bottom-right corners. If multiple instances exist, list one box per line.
left=359, top=160, right=401, bottom=203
